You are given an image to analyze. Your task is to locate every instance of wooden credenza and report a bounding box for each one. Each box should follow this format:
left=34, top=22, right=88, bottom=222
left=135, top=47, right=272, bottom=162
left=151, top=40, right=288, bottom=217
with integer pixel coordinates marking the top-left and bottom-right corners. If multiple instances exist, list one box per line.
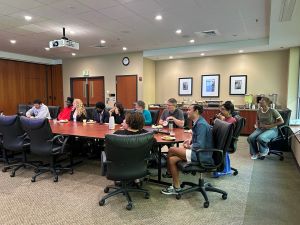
left=149, top=106, right=257, bottom=135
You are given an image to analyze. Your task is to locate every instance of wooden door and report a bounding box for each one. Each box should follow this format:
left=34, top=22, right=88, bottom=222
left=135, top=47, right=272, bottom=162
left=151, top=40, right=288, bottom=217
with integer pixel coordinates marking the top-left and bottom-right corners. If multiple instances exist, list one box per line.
left=116, top=75, right=137, bottom=109
left=71, top=77, right=105, bottom=106
left=71, top=78, right=87, bottom=105
left=48, top=65, right=63, bottom=107
left=88, top=77, right=105, bottom=105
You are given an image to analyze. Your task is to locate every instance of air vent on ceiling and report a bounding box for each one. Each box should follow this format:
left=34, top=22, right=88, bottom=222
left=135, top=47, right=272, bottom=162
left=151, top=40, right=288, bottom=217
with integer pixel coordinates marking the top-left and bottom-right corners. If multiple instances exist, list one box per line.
left=279, top=0, right=296, bottom=22
left=195, top=30, right=220, bottom=38
left=89, top=43, right=108, bottom=49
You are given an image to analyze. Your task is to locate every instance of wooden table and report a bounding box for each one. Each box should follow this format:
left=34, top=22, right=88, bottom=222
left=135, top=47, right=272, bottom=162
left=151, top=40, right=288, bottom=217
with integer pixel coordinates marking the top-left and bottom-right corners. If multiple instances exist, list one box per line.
left=49, top=120, right=192, bottom=185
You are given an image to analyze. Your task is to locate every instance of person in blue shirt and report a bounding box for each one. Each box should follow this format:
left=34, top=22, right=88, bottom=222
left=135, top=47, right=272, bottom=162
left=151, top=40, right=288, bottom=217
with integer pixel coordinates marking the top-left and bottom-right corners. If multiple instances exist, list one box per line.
left=161, top=104, right=214, bottom=195
left=134, top=100, right=152, bottom=125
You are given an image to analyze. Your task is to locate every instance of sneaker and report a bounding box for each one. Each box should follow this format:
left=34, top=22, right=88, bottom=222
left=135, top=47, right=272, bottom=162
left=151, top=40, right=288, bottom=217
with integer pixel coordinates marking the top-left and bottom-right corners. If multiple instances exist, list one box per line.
left=251, top=154, right=258, bottom=160
left=162, top=172, right=172, bottom=178
left=260, top=149, right=269, bottom=157
left=161, top=185, right=181, bottom=195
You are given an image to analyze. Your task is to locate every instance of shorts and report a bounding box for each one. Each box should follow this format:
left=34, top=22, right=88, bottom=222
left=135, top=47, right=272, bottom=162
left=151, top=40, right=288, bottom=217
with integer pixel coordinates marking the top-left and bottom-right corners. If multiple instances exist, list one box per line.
left=185, top=149, right=197, bottom=163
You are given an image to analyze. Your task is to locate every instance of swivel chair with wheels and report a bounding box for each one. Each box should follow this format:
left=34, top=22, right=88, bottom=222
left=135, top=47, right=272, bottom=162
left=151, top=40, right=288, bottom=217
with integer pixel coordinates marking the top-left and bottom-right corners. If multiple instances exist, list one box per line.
left=176, top=119, right=234, bottom=208
left=0, top=115, right=38, bottom=177
left=99, top=132, right=154, bottom=210
left=20, top=117, right=73, bottom=182
left=260, top=109, right=292, bottom=161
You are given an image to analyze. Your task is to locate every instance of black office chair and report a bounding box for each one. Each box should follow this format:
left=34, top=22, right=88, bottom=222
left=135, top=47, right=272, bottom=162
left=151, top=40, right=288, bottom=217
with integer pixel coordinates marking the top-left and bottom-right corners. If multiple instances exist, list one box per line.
left=227, top=115, right=246, bottom=175
left=85, top=107, right=94, bottom=120
left=183, top=111, right=192, bottom=129
left=48, top=106, right=60, bottom=119
left=176, top=119, right=234, bottom=208
left=149, top=109, right=159, bottom=125
left=99, top=132, right=154, bottom=210
left=17, top=104, right=28, bottom=116
left=20, top=117, right=73, bottom=182
left=260, top=109, right=292, bottom=161
left=0, top=115, right=38, bottom=177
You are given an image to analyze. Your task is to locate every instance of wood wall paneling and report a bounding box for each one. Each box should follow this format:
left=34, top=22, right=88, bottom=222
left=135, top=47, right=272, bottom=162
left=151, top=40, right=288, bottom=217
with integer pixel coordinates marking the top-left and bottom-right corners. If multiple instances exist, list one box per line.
left=0, top=59, right=63, bottom=115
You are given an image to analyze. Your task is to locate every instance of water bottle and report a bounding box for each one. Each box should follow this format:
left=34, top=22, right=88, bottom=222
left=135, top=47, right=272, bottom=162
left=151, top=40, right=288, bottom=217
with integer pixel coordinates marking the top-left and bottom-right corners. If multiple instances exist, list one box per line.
left=109, top=116, right=115, bottom=129
left=168, top=119, right=174, bottom=135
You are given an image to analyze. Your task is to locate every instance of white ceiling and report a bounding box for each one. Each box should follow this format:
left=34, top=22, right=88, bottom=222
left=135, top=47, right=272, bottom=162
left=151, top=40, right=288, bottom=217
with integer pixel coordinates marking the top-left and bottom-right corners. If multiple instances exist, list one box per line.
left=0, top=0, right=299, bottom=60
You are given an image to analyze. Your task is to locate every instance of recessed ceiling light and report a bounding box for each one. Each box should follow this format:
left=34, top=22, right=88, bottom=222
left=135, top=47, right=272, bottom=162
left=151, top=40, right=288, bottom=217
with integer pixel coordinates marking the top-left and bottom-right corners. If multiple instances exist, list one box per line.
left=175, top=29, right=182, bottom=34
left=189, top=39, right=195, bottom=43
left=169, top=56, right=173, bottom=59
left=10, top=40, right=16, bottom=44
left=200, top=53, right=205, bottom=56
left=238, top=50, right=244, bottom=53
left=100, top=40, right=106, bottom=44
left=45, top=47, right=50, bottom=51
left=24, top=16, right=32, bottom=21
left=71, top=53, right=76, bottom=56
left=155, top=15, right=162, bottom=20
left=123, top=47, right=127, bottom=51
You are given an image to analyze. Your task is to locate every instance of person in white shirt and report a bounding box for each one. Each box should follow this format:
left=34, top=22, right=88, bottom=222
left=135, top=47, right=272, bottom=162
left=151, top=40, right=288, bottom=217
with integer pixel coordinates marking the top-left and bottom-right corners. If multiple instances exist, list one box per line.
left=26, top=99, right=51, bottom=119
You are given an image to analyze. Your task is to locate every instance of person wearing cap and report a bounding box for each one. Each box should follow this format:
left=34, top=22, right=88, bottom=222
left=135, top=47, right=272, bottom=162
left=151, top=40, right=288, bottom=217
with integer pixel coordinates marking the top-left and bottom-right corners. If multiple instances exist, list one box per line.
left=57, top=97, right=73, bottom=121
left=92, top=101, right=110, bottom=123
left=26, top=99, right=51, bottom=119
left=134, top=100, right=152, bottom=125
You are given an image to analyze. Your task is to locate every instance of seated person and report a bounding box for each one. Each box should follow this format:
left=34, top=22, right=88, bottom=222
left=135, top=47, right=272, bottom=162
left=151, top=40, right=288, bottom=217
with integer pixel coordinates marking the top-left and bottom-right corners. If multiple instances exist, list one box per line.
left=159, top=98, right=184, bottom=128
left=70, top=98, right=87, bottom=122
left=247, top=97, right=284, bottom=159
left=134, top=100, right=152, bottom=125
left=57, top=97, right=73, bottom=121
left=26, top=99, right=51, bottom=119
left=114, top=112, right=148, bottom=135
left=109, top=102, right=125, bottom=124
left=161, top=104, right=213, bottom=195
left=93, top=102, right=109, bottom=123
left=213, top=101, right=236, bottom=177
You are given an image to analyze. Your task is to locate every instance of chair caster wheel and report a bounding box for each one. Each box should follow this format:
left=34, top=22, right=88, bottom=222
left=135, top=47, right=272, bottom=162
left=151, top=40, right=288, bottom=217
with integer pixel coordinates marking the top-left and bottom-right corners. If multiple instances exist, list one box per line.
left=99, top=200, right=105, bottom=206
left=144, top=193, right=150, bottom=199
left=126, top=203, right=133, bottom=210
left=31, top=178, right=36, bottom=182
left=180, top=184, right=185, bottom=188
left=69, top=169, right=74, bottom=175
left=233, top=171, right=238, bottom=176
left=34, top=169, right=40, bottom=173
left=104, top=187, right=109, bottom=193
left=53, top=176, right=58, bottom=182
left=176, top=194, right=181, bottom=200
left=222, top=194, right=227, bottom=200
left=204, top=201, right=209, bottom=208
left=10, top=172, right=15, bottom=177
left=2, top=168, right=8, bottom=172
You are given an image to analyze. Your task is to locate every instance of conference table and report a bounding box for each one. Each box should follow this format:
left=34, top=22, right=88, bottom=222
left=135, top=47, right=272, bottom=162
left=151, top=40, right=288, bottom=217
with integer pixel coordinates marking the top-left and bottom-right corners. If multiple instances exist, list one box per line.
left=49, top=120, right=192, bottom=185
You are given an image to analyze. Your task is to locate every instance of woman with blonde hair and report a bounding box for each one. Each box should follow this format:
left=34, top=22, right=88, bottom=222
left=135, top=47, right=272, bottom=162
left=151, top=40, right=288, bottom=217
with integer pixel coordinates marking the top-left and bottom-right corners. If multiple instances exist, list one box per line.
left=70, top=98, right=87, bottom=122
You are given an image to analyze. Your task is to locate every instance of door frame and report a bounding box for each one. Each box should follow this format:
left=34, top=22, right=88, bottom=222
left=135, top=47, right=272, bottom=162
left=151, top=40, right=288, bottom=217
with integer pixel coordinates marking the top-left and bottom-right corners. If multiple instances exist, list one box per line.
left=70, top=76, right=105, bottom=106
left=115, top=74, right=138, bottom=104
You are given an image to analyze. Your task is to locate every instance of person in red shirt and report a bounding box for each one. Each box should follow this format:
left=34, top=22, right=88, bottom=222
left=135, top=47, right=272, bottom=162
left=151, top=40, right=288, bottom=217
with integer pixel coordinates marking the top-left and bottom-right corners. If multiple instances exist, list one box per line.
left=58, top=97, right=73, bottom=121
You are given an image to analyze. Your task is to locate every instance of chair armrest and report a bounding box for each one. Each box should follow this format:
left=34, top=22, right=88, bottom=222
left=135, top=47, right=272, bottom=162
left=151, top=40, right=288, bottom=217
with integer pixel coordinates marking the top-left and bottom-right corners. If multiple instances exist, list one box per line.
left=48, top=135, right=69, bottom=152
left=278, top=125, right=292, bottom=138
left=193, top=148, right=223, bottom=169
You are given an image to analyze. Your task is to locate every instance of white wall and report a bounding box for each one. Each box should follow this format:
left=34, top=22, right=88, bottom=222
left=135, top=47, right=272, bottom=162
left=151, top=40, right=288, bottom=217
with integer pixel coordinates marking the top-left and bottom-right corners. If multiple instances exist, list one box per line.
left=155, top=50, right=289, bottom=106
left=62, top=52, right=144, bottom=102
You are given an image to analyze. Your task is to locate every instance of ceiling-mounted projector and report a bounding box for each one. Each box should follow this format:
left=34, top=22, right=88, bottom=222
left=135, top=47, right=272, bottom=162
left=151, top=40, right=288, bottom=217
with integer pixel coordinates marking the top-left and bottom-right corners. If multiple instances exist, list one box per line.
left=49, top=27, right=79, bottom=50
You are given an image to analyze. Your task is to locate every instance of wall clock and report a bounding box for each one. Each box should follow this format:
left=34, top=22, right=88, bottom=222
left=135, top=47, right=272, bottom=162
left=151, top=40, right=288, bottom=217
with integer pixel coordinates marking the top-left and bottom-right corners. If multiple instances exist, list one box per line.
left=122, top=57, right=130, bottom=66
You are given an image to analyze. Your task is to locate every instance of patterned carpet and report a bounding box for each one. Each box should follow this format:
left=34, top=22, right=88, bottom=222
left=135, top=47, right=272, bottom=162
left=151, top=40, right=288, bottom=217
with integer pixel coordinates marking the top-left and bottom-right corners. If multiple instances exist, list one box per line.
left=1, top=137, right=255, bottom=225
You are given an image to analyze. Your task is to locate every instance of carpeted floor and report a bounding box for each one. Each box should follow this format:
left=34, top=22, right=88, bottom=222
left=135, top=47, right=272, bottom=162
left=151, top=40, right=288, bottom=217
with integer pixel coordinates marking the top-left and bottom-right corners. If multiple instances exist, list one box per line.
left=0, top=137, right=299, bottom=225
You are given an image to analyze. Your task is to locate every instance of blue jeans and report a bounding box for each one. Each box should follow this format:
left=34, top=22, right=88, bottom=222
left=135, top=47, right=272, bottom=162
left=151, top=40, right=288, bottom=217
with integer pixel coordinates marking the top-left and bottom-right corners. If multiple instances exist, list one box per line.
left=247, top=128, right=278, bottom=155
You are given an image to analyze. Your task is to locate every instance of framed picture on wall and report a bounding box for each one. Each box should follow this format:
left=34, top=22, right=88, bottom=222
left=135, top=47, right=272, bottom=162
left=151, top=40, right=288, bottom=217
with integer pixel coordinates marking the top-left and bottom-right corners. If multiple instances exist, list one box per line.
left=178, top=77, right=193, bottom=96
left=229, top=75, right=247, bottom=95
left=201, top=74, right=220, bottom=97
